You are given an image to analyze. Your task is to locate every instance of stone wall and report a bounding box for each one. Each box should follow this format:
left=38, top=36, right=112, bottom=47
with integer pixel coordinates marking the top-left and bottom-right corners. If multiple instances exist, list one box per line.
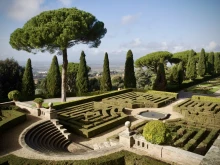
left=124, top=134, right=204, bottom=165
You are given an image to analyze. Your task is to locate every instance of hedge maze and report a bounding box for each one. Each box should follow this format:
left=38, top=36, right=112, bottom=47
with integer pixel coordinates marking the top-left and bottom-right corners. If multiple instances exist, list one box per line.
left=173, top=95, right=220, bottom=128
left=102, top=91, right=176, bottom=108
left=130, top=119, right=219, bottom=155
left=57, top=102, right=129, bottom=138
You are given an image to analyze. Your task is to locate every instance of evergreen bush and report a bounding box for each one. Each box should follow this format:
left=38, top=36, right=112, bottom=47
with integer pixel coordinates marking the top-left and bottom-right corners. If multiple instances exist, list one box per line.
left=8, top=90, right=20, bottom=101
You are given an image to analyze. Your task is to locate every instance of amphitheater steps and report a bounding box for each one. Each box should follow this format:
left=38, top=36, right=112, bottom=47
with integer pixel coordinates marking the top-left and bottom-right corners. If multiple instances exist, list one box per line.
left=51, top=119, right=71, bottom=140
left=24, top=120, right=72, bottom=154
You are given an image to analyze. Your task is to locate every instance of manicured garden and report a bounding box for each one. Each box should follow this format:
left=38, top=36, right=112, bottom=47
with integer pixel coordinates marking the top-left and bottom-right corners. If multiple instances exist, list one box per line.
left=185, top=77, right=220, bottom=94
left=0, top=105, right=26, bottom=133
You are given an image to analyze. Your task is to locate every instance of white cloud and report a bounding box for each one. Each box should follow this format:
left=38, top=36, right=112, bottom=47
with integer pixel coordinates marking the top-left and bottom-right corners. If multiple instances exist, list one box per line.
left=205, top=41, right=220, bottom=51
left=121, top=12, right=141, bottom=25
left=8, top=0, right=45, bottom=21
left=57, top=0, right=72, bottom=6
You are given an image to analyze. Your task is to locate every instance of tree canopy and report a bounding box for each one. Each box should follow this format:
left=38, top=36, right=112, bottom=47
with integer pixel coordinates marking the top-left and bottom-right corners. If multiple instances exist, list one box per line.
left=197, top=48, right=206, bottom=77
left=135, top=51, right=172, bottom=73
left=186, top=50, right=197, bottom=80
left=10, top=8, right=107, bottom=102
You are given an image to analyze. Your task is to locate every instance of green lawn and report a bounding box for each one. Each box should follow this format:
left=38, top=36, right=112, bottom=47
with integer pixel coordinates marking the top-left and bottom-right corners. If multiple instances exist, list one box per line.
left=186, top=77, right=220, bottom=94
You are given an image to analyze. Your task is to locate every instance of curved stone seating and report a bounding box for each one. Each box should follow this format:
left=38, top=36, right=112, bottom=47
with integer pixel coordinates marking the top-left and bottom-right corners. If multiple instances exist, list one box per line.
left=24, top=120, right=71, bottom=154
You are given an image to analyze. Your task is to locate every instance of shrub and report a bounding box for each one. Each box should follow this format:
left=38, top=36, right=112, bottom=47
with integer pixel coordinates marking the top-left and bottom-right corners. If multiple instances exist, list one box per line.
left=33, top=98, right=44, bottom=104
left=142, top=120, right=171, bottom=144
left=8, top=90, right=20, bottom=101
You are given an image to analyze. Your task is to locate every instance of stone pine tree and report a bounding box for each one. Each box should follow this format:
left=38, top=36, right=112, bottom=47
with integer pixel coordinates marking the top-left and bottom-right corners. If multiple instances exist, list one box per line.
left=46, top=55, right=61, bottom=97
left=101, top=52, right=112, bottom=91
left=76, top=51, right=89, bottom=95
left=152, top=58, right=167, bottom=91
left=207, top=52, right=214, bottom=76
left=214, top=52, right=220, bottom=74
left=177, top=61, right=184, bottom=87
left=186, top=50, right=197, bottom=80
left=22, top=58, right=35, bottom=100
left=10, top=8, right=107, bottom=102
left=197, top=48, right=206, bottom=77
left=124, top=50, right=136, bottom=88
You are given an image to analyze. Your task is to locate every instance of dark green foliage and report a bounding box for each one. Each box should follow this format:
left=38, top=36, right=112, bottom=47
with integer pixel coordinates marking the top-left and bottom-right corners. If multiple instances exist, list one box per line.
left=111, top=76, right=124, bottom=89
left=143, top=120, right=171, bottom=144
left=169, top=65, right=178, bottom=84
left=76, top=51, right=89, bottom=95
left=198, top=48, right=206, bottom=77
left=10, top=8, right=107, bottom=102
left=207, top=52, right=214, bottom=75
left=89, top=77, right=100, bottom=91
left=22, top=58, right=35, bottom=100
left=177, top=61, right=184, bottom=86
left=152, top=58, right=167, bottom=91
left=0, top=58, right=23, bottom=101
left=135, top=51, right=172, bottom=73
left=186, top=50, right=197, bottom=80
left=124, top=50, right=136, bottom=88
left=46, top=55, right=61, bottom=97
left=101, top=53, right=112, bottom=91
left=59, top=63, right=91, bottom=96
left=135, top=68, right=153, bottom=89
left=170, top=50, right=191, bottom=66
left=214, top=52, right=220, bottom=74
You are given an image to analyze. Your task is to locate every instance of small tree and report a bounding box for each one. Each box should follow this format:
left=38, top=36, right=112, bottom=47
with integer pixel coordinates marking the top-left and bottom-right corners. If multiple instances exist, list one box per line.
left=186, top=50, right=197, bottom=80
left=46, top=55, right=61, bottom=98
left=8, top=90, right=21, bottom=101
left=76, top=51, right=89, bottom=95
left=89, top=77, right=100, bottom=91
left=124, top=50, right=136, bottom=88
left=135, top=68, right=153, bottom=89
left=152, top=58, right=167, bottom=91
left=177, top=61, right=184, bottom=87
left=111, top=75, right=124, bottom=89
left=22, top=58, right=35, bottom=100
left=207, top=52, right=214, bottom=75
left=197, top=48, right=206, bottom=77
left=143, top=120, right=171, bottom=145
left=101, top=52, right=112, bottom=91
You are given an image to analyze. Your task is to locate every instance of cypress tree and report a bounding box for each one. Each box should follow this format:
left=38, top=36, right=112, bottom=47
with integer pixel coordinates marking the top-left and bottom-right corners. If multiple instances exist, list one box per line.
left=214, top=52, right=220, bottom=74
left=76, top=51, right=89, bottom=95
left=197, top=48, right=206, bottom=77
left=208, top=52, right=214, bottom=75
left=22, top=58, right=35, bottom=100
left=177, top=61, right=184, bottom=87
left=124, top=50, right=136, bottom=88
left=152, top=58, right=167, bottom=91
left=101, top=52, right=112, bottom=91
left=186, top=50, right=196, bottom=80
left=46, top=55, right=61, bottom=97
left=170, top=65, right=178, bottom=84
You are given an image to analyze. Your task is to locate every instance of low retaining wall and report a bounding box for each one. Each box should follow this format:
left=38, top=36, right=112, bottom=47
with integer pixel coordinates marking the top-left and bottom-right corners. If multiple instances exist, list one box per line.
left=119, top=133, right=204, bottom=165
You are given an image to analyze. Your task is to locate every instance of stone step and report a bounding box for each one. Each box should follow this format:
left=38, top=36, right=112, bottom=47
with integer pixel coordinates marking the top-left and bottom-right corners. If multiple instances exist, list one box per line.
left=51, top=119, right=59, bottom=125
left=56, top=124, right=64, bottom=129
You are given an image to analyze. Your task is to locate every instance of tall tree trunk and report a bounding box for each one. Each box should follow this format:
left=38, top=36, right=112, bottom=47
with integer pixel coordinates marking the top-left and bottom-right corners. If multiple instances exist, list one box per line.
left=61, top=49, right=68, bottom=102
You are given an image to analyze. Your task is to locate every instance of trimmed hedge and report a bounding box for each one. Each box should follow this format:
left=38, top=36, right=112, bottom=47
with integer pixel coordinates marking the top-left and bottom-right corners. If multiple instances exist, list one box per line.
left=192, top=95, right=220, bottom=103
left=54, top=89, right=132, bottom=110
left=146, top=90, right=178, bottom=99
left=0, top=150, right=169, bottom=165
left=0, top=110, right=26, bottom=133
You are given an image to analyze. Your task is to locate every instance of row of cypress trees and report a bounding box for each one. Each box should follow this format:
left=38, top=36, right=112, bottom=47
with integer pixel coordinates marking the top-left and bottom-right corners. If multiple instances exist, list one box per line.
left=21, top=49, right=137, bottom=99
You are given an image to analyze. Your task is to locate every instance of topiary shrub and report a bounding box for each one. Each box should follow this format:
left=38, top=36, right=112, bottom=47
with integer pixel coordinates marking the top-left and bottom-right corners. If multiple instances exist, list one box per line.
left=8, top=90, right=21, bottom=101
left=33, top=98, right=44, bottom=104
left=142, top=120, right=171, bottom=145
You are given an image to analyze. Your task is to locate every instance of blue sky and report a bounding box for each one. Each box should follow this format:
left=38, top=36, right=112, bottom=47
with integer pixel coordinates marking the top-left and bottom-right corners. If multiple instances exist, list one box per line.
left=0, top=0, right=220, bottom=66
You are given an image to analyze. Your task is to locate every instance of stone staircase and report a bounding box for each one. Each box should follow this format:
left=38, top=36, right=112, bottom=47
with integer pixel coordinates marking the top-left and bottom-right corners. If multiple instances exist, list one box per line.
left=51, top=119, right=71, bottom=140
left=92, top=139, right=120, bottom=150
left=24, top=120, right=72, bottom=154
